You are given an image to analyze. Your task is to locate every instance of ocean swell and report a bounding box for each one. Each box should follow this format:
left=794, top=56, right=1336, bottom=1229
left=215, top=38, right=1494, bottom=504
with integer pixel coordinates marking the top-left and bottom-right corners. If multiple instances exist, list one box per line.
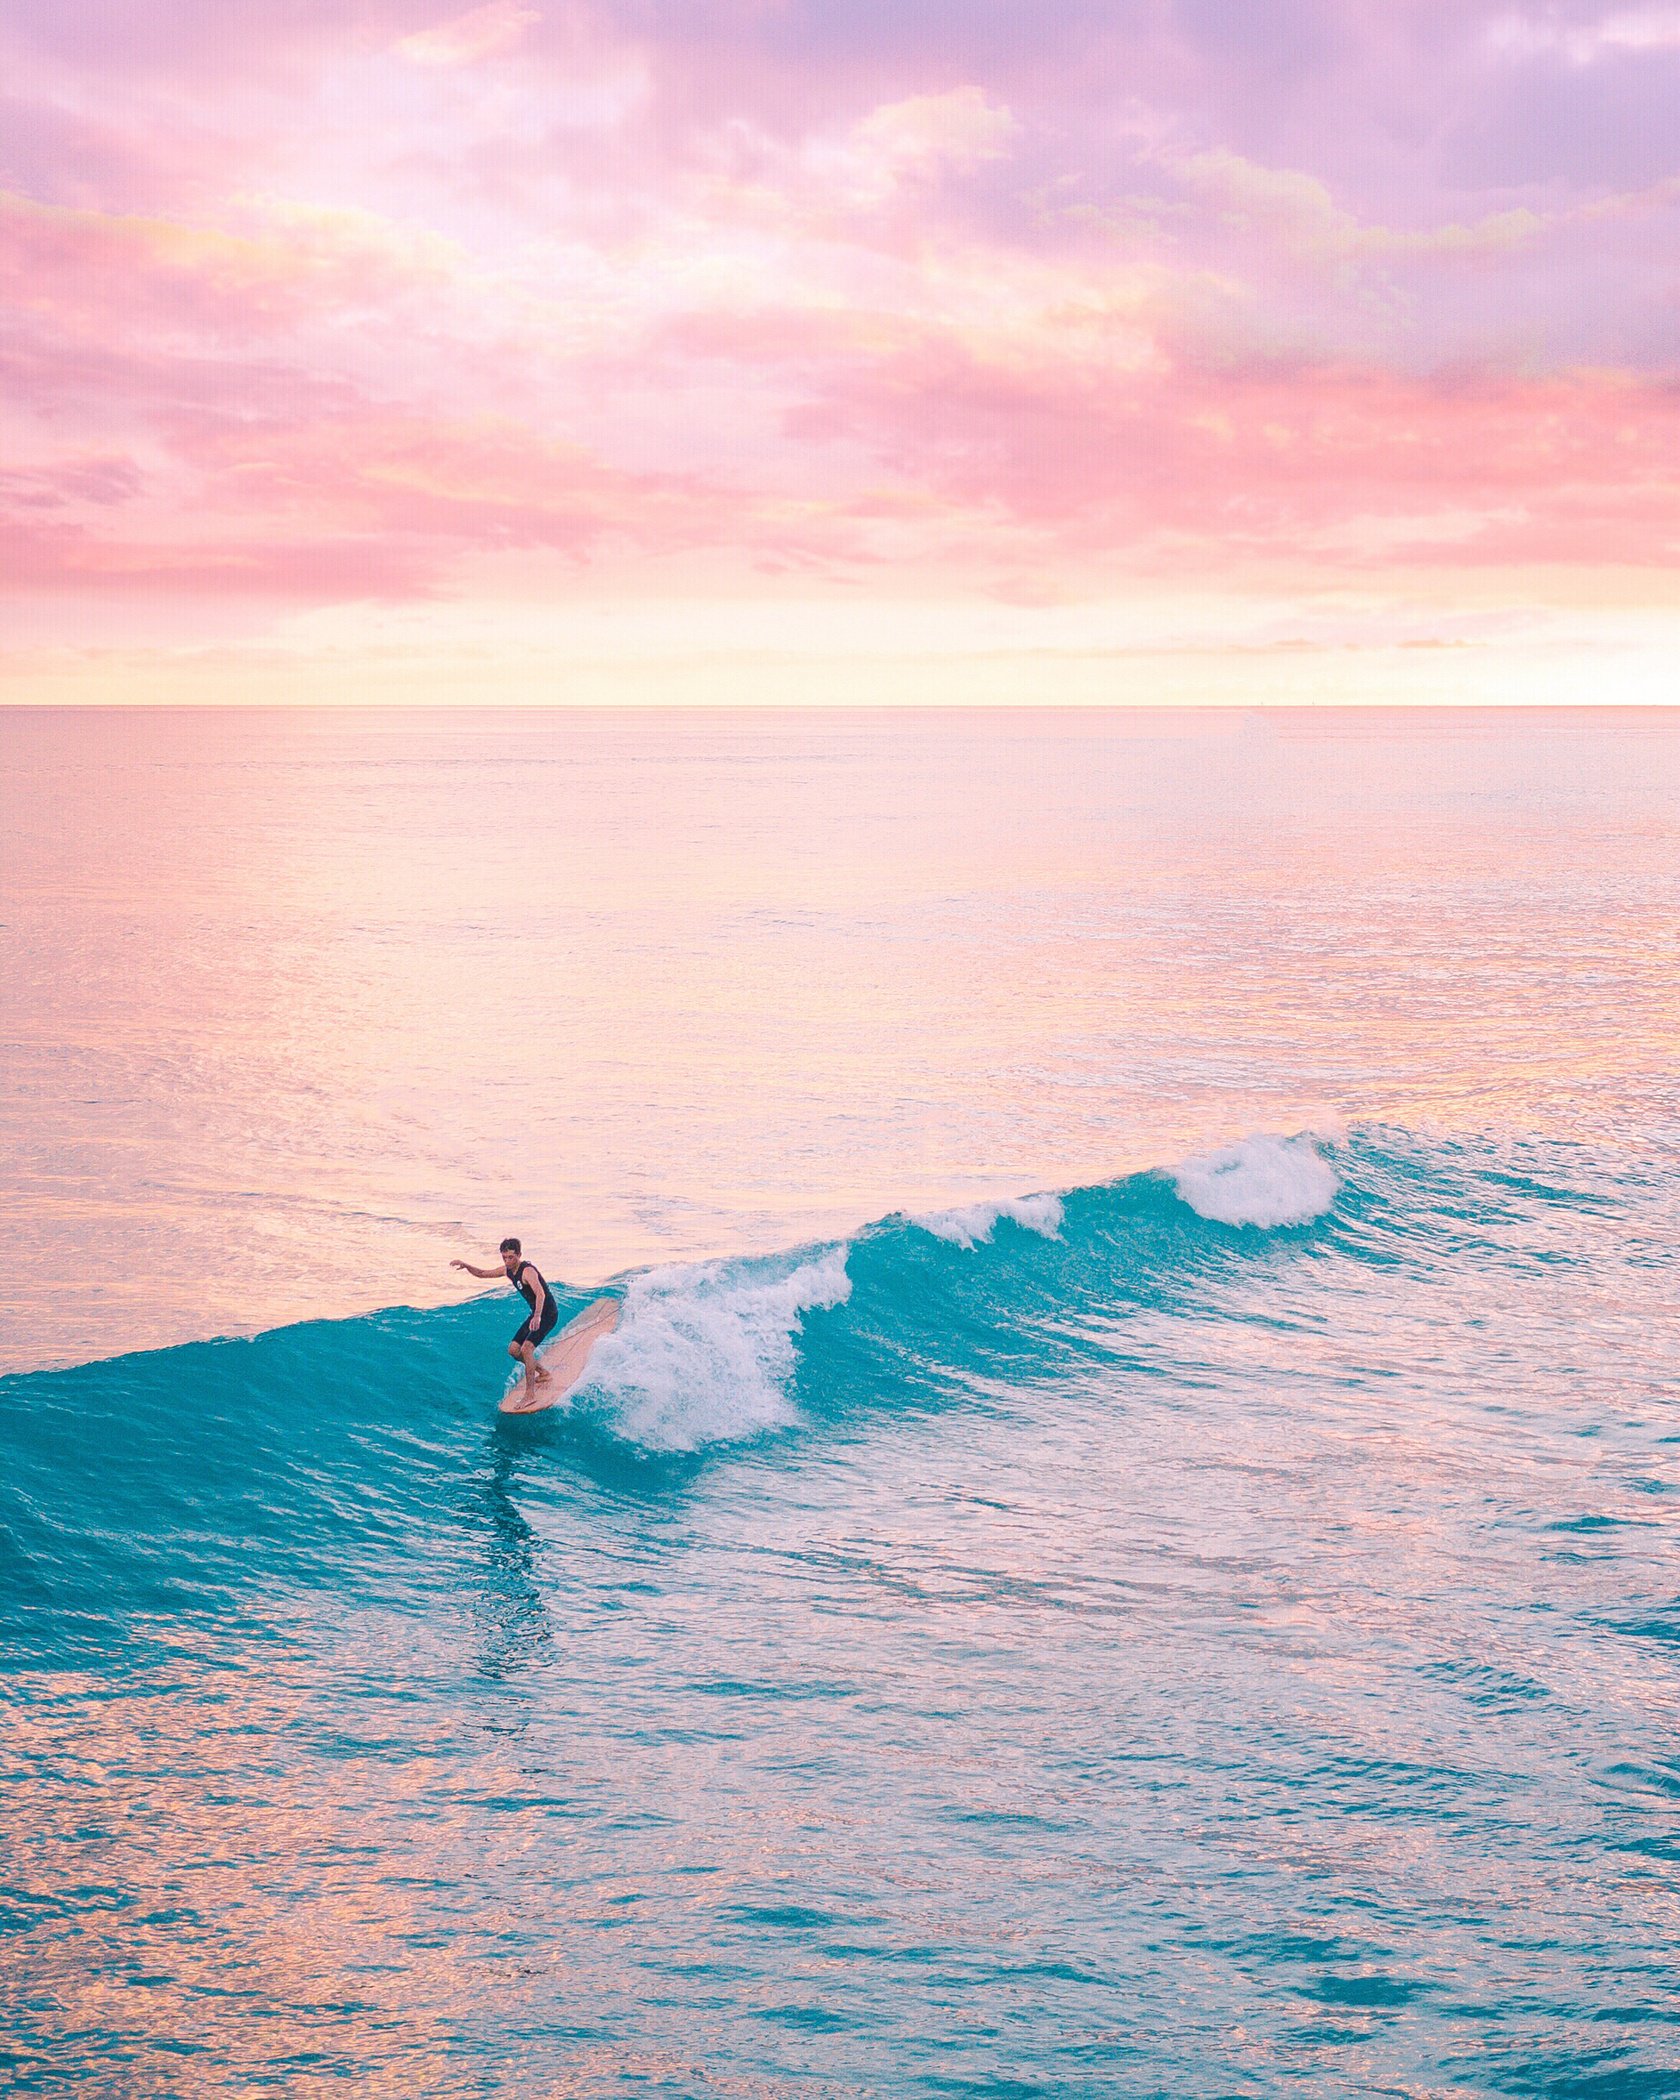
left=0, top=1127, right=1362, bottom=1651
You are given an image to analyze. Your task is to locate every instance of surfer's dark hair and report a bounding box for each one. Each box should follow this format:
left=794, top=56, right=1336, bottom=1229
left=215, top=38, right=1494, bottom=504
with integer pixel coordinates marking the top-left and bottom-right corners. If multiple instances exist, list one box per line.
left=499, top=1237, right=521, bottom=1255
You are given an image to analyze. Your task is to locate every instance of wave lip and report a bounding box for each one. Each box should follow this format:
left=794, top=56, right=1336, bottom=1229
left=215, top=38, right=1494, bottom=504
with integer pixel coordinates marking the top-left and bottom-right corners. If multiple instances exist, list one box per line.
left=1170, top=1133, right=1340, bottom=1228
left=911, top=1192, right=1065, bottom=1249
left=568, top=1243, right=852, bottom=1452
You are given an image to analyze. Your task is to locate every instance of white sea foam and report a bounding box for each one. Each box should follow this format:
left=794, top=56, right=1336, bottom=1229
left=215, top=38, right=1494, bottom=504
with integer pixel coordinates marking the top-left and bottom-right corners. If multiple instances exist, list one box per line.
left=571, top=1243, right=852, bottom=1452
left=912, top=1192, right=1065, bottom=1248
left=1170, top=1133, right=1340, bottom=1228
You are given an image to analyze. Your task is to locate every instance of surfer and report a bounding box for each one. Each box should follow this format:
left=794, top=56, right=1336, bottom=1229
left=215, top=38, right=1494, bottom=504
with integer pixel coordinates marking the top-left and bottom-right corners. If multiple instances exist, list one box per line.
left=452, top=1238, right=559, bottom=1403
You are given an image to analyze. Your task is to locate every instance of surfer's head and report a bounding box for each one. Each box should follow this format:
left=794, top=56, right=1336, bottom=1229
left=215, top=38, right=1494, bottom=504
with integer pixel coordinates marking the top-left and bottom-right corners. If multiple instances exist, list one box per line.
left=499, top=1236, right=521, bottom=1273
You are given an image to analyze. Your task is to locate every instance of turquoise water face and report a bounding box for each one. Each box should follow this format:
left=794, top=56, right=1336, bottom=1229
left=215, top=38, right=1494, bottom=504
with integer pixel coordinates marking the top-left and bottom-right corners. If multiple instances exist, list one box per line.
left=5, top=1131, right=1679, bottom=2095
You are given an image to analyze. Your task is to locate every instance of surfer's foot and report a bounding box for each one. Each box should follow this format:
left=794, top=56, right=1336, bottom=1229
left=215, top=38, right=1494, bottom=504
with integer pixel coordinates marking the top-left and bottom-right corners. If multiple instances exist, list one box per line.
left=535, top=1366, right=552, bottom=1383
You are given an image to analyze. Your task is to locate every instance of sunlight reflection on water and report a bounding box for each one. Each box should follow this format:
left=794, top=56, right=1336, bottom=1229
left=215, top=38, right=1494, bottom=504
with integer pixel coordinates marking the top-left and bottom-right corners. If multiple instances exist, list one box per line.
left=3, top=705, right=1675, bottom=1370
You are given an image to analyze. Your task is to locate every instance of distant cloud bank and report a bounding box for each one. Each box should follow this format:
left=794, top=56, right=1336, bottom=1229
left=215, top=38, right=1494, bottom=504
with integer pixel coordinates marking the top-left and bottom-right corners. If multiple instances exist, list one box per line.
left=3, top=0, right=1677, bottom=696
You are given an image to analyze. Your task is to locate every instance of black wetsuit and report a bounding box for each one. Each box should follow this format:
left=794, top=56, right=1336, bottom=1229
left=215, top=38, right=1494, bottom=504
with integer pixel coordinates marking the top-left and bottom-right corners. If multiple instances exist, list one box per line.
left=510, top=1261, right=559, bottom=1350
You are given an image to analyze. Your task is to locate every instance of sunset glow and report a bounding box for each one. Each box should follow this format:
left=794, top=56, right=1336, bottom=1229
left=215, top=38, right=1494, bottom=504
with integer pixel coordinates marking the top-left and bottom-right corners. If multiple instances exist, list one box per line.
left=5, top=2, right=1679, bottom=701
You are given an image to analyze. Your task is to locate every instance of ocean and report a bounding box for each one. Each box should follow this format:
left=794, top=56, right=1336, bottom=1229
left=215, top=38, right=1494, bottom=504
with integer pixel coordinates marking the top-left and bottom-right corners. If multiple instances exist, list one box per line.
left=3, top=705, right=1678, bottom=2096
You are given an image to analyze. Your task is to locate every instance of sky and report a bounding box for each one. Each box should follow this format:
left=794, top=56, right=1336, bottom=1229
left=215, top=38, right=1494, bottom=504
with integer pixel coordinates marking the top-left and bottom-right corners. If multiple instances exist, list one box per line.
left=3, top=0, right=1679, bottom=703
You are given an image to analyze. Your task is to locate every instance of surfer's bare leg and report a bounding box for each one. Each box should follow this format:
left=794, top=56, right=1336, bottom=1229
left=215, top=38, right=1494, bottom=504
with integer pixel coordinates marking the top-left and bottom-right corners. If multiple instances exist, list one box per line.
left=504, top=1337, right=539, bottom=1409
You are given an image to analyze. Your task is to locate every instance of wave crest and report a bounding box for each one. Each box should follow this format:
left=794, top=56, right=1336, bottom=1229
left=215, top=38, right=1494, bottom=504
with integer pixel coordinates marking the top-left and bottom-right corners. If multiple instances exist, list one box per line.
left=1170, top=1133, right=1340, bottom=1228
left=911, top=1192, right=1065, bottom=1249
left=573, top=1244, right=852, bottom=1452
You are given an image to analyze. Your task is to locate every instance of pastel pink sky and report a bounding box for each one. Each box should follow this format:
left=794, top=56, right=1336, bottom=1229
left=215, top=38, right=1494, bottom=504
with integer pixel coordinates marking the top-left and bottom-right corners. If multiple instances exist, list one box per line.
left=4, top=0, right=1679, bottom=702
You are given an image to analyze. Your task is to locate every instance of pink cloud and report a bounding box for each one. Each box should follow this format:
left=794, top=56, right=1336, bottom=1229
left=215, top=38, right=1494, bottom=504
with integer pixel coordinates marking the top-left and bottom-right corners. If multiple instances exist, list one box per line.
left=185, top=414, right=718, bottom=550
left=0, top=455, right=144, bottom=509
left=0, top=514, right=437, bottom=599
left=0, top=402, right=897, bottom=609
left=0, top=190, right=456, bottom=348
left=4, top=0, right=1680, bottom=638
left=685, top=302, right=1680, bottom=567
left=396, top=1, right=541, bottom=68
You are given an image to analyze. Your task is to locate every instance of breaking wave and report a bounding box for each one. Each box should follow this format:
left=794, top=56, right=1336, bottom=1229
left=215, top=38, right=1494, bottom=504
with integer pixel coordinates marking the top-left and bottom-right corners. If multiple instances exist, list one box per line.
left=0, top=1127, right=1370, bottom=1645
left=1171, top=1131, right=1341, bottom=1228
left=575, top=1244, right=853, bottom=1450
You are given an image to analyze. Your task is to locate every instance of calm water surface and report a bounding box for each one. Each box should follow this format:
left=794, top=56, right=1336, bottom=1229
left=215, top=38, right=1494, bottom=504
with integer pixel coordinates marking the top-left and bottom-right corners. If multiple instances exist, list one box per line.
left=2, top=707, right=1678, bottom=2096
left=3, top=705, right=1674, bottom=1370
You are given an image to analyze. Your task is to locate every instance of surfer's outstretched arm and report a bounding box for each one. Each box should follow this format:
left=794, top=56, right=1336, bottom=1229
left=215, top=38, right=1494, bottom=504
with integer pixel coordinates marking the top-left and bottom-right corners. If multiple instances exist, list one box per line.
left=451, top=1260, right=504, bottom=1280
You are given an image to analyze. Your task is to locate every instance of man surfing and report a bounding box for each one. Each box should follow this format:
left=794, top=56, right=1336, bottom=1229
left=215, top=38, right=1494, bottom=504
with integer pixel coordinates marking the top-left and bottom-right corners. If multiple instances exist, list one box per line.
left=452, top=1238, right=559, bottom=1409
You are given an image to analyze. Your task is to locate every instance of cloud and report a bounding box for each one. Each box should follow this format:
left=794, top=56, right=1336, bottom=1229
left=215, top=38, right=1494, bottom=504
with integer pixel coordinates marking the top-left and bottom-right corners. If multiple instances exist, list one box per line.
left=185, top=414, right=712, bottom=551
left=1486, top=6, right=1680, bottom=63
left=693, top=87, right=1019, bottom=228
left=397, top=2, right=542, bottom=68
left=0, top=418, right=693, bottom=605
left=709, top=305, right=1680, bottom=569
left=0, top=397, right=911, bottom=611
left=0, top=515, right=438, bottom=600
left=4, top=0, right=1680, bottom=640
left=0, top=456, right=144, bottom=510
left=1174, top=148, right=1548, bottom=262
left=0, top=189, right=459, bottom=344
left=850, top=86, right=1017, bottom=181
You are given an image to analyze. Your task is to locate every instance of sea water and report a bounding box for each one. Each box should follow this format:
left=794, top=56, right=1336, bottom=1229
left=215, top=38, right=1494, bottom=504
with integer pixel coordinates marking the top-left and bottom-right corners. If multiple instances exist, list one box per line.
left=2, top=706, right=1678, bottom=2096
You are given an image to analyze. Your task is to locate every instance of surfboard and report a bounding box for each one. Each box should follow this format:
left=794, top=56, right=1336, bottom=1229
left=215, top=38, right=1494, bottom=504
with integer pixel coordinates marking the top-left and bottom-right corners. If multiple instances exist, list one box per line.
left=499, top=1294, right=621, bottom=1415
